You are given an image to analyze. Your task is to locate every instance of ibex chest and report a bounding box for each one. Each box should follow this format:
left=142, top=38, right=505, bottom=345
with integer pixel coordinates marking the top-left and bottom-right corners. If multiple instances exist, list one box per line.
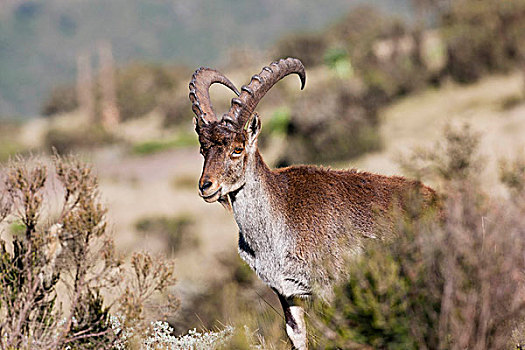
left=231, top=186, right=310, bottom=297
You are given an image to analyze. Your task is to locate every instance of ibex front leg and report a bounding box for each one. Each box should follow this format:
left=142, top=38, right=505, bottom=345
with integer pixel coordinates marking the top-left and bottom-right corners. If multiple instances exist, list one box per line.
left=278, top=294, right=308, bottom=350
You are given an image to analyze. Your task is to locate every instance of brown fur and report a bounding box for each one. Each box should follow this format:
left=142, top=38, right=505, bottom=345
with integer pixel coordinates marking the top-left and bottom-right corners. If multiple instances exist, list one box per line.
left=253, top=150, right=438, bottom=262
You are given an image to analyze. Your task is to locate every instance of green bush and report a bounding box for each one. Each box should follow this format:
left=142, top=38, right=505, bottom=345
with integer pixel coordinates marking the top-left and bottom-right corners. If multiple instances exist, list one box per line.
left=266, top=107, right=291, bottom=136
left=324, top=48, right=353, bottom=78
left=131, top=132, right=197, bottom=155
left=315, top=246, right=418, bottom=350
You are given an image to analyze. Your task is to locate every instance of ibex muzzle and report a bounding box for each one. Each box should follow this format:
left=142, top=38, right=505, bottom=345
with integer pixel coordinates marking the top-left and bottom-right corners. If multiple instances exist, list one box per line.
left=189, top=58, right=437, bottom=350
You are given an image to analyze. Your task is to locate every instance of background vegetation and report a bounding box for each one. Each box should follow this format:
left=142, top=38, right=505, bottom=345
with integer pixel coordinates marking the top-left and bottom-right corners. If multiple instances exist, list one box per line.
left=2, top=0, right=525, bottom=348
left=0, top=0, right=410, bottom=116
left=311, top=125, right=525, bottom=349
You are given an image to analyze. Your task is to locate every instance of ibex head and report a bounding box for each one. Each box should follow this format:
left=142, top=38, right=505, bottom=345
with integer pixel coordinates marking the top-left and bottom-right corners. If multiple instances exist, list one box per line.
left=189, top=58, right=306, bottom=203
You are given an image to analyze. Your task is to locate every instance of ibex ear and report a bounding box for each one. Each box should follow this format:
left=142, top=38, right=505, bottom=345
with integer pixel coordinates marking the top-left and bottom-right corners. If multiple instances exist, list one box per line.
left=246, top=113, right=261, bottom=145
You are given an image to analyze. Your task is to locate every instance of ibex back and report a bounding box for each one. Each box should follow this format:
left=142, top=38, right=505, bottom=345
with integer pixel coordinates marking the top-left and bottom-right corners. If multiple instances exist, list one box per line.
left=189, top=58, right=437, bottom=349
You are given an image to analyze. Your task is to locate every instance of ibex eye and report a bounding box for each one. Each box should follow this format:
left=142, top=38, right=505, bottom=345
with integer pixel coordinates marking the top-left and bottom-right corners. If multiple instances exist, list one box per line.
left=232, top=147, right=244, bottom=155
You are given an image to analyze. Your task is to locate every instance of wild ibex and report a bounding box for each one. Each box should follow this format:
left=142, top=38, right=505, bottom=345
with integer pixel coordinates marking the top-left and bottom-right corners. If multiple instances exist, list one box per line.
left=189, top=57, right=437, bottom=349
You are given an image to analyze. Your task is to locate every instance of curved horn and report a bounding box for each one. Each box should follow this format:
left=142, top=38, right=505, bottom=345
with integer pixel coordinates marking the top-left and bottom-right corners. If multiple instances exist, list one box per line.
left=189, top=67, right=240, bottom=124
left=226, top=57, right=305, bottom=128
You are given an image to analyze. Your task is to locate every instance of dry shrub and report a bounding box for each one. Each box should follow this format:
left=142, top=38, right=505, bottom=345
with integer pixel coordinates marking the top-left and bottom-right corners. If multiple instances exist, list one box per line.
left=274, top=33, right=328, bottom=67
left=41, top=85, right=78, bottom=117
left=332, top=5, right=430, bottom=100
left=44, top=125, right=116, bottom=154
left=312, top=124, right=525, bottom=349
left=116, top=62, right=194, bottom=126
left=279, top=79, right=381, bottom=165
left=500, top=154, right=525, bottom=197
left=41, top=63, right=191, bottom=127
left=399, top=123, right=482, bottom=183
left=441, top=0, right=525, bottom=83
left=0, top=154, right=178, bottom=349
left=135, top=214, right=199, bottom=254
left=172, top=250, right=285, bottom=348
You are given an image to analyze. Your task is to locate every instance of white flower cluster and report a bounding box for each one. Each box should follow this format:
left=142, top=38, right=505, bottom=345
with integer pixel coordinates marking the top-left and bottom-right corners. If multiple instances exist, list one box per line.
left=143, top=321, right=234, bottom=350
left=109, top=315, right=235, bottom=349
left=110, top=315, right=135, bottom=350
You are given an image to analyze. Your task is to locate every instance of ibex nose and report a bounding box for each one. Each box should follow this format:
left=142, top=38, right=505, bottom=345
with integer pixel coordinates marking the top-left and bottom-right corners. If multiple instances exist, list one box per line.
left=199, top=176, right=221, bottom=202
left=199, top=178, right=213, bottom=192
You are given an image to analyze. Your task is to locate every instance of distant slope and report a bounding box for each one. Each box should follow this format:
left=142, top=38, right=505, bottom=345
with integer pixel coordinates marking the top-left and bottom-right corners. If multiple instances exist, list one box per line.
left=0, top=0, right=411, bottom=116
left=355, top=72, right=525, bottom=194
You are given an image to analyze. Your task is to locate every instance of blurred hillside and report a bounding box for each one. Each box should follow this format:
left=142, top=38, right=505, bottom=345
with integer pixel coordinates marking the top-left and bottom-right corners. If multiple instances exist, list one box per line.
left=0, top=0, right=411, bottom=117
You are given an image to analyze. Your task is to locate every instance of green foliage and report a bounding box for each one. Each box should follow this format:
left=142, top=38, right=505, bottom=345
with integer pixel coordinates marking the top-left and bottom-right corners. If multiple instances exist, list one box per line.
left=316, top=245, right=417, bottom=350
left=324, top=48, right=353, bottom=78
left=131, top=132, right=197, bottom=155
left=69, top=290, right=113, bottom=349
left=0, top=122, right=25, bottom=162
left=8, top=220, right=25, bottom=236
left=0, top=140, right=24, bottom=163
left=266, top=107, right=291, bottom=136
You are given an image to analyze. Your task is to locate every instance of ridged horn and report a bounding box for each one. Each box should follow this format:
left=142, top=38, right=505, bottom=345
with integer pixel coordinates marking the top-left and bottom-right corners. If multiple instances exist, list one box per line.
left=189, top=67, right=240, bottom=124
left=225, top=57, right=305, bottom=128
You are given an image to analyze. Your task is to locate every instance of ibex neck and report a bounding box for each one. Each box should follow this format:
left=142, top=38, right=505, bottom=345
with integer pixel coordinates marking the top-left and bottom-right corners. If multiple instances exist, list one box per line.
left=230, top=148, right=279, bottom=234
left=230, top=149, right=308, bottom=297
left=251, top=148, right=271, bottom=178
